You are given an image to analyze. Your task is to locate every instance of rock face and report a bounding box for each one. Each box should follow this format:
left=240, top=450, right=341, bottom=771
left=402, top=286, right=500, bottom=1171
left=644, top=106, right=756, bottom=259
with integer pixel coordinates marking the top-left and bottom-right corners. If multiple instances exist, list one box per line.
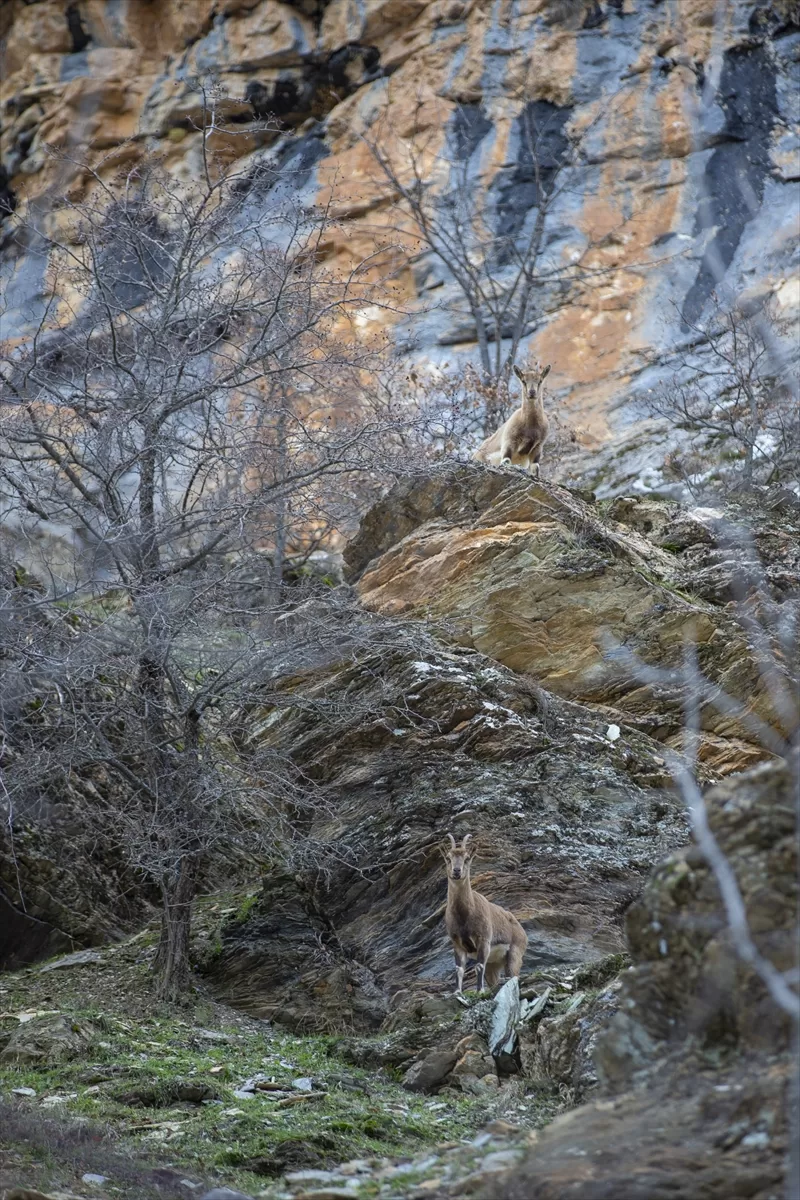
left=606, top=759, right=797, bottom=1073
left=207, top=465, right=795, bottom=1038
left=0, top=769, right=152, bottom=971
left=489, top=758, right=797, bottom=1200
left=346, top=466, right=792, bottom=774
left=2, top=1, right=799, bottom=493
left=207, top=628, right=688, bottom=1029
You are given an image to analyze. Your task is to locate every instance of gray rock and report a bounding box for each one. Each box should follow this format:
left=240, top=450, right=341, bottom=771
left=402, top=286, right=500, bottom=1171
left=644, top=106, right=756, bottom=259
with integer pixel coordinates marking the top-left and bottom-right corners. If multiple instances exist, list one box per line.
left=401, top=1049, right=458, bottom=1093
left=480, top=1150, right=522, bottom=1172
left=39, top=949, right=102, bottom=973
left=488, top=978, right=521, bottom=1057
left=0, top=1014, right=96, bottom=1065
left=284, top=1171, right=346, bottom=1184
left=199, top=1191, right=255, bottom=1200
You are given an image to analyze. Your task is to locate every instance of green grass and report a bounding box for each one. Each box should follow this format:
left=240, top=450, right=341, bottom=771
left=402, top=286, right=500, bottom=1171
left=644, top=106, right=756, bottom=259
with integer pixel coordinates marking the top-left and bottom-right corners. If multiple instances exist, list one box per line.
left=0, top=903, right=497, bottom=1198
left=0, top=1008, right=484, bottom=1194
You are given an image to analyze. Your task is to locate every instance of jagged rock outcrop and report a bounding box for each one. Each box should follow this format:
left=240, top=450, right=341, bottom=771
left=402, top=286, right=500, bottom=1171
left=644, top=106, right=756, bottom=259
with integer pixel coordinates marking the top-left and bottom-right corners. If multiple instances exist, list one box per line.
left=2, top=1, right=798, bottom=495
left=346, top=465, right=794, bottom=774
left=487, top=757, right=797, bottom=1199
left=206, top=632, right=688, bottom=1030
left=204, top=464, right=797, bottom=1040
left=0, top=767, right=152, bottom=971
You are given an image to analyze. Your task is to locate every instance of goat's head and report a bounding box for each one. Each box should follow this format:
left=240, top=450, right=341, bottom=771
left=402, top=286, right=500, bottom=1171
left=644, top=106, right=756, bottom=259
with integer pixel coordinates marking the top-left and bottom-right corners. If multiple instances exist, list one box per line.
left=513, top=360, right=551, bottom=401
left=443, top=832, right=474, bottom=881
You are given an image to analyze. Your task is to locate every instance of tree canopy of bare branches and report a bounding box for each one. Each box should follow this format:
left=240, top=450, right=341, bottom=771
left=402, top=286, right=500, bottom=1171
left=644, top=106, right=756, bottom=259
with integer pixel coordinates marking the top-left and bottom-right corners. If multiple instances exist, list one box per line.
left=647, top=298, right=799, bottom=497
left=363, top=93, right=665, bottom=435
left=0, top=107, right=413, bottom=1000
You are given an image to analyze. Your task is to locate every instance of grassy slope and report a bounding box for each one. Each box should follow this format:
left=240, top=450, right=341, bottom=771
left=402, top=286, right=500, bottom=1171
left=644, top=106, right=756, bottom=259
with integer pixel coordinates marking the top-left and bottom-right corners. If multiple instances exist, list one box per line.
left=0, top=894, right=560, bottom=1200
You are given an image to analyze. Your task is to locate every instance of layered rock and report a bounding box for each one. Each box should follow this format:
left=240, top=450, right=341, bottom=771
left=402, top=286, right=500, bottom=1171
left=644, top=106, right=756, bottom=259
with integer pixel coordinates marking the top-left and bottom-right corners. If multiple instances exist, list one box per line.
left=0, top=764, right=152, bottom=971
left=206, top=631, right=688, bottom=1030
left=2, top=1, right=798, bottom=492
left=346, top=465, right=794, bottom=773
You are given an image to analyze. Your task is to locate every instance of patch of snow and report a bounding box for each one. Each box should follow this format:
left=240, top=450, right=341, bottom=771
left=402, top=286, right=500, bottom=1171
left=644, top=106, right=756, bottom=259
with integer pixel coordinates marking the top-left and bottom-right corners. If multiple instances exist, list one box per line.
left=606, top=724, right=621, bottom=742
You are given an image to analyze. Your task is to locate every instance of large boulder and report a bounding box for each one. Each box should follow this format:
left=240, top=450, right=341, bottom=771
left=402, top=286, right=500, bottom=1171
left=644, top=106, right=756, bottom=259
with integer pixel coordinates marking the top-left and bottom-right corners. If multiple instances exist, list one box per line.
left=207, top=632, right=688, bottom=1030
left=0, top=1014, right=97, bottom=1065
left=598, top=759, right=798, bottom=1083
left=345, top=467, right=790, bottom=774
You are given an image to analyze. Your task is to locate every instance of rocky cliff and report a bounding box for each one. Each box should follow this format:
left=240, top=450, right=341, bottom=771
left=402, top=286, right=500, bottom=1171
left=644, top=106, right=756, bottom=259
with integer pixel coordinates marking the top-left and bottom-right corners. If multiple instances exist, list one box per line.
left=0, top=463, right=797, bottom=1198
left=492, top=757, right=796, bottom=1200
left=2, top=0, right=799, bottom=492
left=204, top=469, right=795, bottom=1022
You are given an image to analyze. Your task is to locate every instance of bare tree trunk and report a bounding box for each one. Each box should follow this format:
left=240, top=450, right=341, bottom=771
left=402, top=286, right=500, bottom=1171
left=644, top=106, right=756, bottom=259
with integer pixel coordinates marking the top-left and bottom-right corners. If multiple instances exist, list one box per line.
left=153, top=854, right=199, bottom=1003
left=742, top=384, right=759, bottom=490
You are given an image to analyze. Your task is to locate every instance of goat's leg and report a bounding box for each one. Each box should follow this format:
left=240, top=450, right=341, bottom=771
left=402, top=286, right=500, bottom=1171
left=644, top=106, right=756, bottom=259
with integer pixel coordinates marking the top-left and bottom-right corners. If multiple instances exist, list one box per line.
left=475, top=941, right=492, bottom=992
left=454, top=946, right=468, bottom=994
left=484, top=961, right=502, bottom=989
left=505, top=939, right=525, bottom=979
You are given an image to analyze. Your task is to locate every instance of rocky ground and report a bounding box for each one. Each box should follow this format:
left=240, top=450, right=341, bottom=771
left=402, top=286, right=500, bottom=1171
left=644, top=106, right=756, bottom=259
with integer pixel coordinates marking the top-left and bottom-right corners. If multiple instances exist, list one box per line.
left=0, top=897, right=564, bottom=1200
left=2, top=466, right=797, bottom=1199
left=1, top=759, right=794, bottom=1200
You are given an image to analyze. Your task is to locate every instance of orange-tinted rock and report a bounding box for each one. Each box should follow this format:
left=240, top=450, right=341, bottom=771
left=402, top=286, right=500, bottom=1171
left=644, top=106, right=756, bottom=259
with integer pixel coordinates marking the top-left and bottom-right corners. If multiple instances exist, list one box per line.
left=1, top=0, right=796, bottom=480
left=347, top=467, right=791, bottom=768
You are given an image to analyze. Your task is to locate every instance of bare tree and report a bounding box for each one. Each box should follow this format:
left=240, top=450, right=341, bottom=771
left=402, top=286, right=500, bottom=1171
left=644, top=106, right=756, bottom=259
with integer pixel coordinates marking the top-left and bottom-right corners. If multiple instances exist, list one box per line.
left=371, top=360, right=575, bottom=467
left=646, top=297, right=799, bottom=497
left=363, top=95, right=650, bottom=433
left=0, top=104, right=411, bottom=1000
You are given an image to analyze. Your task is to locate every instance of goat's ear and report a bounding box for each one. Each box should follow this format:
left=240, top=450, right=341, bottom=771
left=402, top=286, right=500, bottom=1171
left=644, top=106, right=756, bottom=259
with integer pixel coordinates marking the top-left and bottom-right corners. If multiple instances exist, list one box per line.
left=540, top=363, right=551, bottom=380
left=512, top=364, right=524, bottom=382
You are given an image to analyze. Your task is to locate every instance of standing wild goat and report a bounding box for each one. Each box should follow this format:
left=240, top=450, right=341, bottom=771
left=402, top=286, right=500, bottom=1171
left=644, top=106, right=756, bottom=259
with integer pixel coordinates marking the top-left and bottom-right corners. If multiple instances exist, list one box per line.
left=473, top=362, right=551, bottom=476
left=443, top=833, right=528, bottom=993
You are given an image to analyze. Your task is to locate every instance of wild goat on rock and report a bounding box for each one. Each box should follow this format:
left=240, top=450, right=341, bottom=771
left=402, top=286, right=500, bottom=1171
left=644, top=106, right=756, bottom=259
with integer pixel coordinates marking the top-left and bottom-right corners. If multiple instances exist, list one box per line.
left=443, top=833, right=528, bottom=993
left=473, top=362, right=551, bottom=476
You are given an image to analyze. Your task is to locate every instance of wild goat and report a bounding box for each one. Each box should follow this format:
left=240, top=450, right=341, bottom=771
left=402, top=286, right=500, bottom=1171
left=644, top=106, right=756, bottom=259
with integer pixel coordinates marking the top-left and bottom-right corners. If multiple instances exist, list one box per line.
left=473, top=362, right=551, bottom=476
left=443, top=833, right=528, bottom=993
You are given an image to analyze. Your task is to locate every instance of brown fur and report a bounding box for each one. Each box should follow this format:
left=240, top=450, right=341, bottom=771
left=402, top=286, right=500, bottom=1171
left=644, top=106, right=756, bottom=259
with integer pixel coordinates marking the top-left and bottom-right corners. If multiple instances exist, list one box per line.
left=473, top=362, right=551, bottom=477
left=442, top=833, right=528, bottom=993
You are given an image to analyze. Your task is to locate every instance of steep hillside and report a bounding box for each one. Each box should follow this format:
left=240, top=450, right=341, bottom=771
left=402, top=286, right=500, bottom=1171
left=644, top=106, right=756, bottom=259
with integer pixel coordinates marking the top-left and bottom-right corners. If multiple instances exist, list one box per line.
left=0, top=463, right=797, bottom=1198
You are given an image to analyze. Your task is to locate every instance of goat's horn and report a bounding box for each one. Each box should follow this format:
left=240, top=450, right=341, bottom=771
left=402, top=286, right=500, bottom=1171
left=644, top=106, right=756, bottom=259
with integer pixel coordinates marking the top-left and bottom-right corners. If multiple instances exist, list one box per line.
left=462, top=833, right=472, bottom=848
left=447, top=833, right=456, bottom=848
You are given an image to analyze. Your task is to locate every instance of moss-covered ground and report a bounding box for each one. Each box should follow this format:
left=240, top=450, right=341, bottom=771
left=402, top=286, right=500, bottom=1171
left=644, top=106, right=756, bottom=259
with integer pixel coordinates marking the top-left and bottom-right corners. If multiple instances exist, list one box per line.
left=0, top=895, right=560, bottom=1199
